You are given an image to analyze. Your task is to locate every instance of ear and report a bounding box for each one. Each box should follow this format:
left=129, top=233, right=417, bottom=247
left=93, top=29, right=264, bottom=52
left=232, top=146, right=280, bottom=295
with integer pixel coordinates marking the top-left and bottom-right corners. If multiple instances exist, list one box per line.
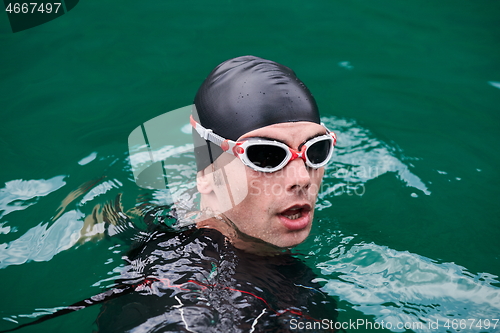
left=196, top=168, right=214, bottom=194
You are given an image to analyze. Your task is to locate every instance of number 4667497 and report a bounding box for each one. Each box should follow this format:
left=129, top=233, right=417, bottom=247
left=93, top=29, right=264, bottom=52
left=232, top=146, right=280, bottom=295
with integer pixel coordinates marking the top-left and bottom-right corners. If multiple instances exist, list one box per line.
left=5, top=3, right=62, bottom=14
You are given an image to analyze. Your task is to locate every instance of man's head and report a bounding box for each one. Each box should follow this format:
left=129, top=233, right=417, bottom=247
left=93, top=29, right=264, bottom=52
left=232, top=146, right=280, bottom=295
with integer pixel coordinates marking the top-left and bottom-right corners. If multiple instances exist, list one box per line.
left=192, top=56, right=335, bottom=249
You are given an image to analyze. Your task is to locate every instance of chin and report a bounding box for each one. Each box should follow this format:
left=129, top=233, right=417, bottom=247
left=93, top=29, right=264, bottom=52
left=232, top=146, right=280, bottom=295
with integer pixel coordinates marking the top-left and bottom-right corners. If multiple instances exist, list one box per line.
left=274, top=230, right=311, bottom=248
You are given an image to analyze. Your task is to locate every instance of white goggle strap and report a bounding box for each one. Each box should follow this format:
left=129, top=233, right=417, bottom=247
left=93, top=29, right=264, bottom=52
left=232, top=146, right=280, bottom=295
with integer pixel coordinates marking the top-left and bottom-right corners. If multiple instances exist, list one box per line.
left=321, top=122, right=337, bottom=145
left=190, top=115, right=239, bottom=157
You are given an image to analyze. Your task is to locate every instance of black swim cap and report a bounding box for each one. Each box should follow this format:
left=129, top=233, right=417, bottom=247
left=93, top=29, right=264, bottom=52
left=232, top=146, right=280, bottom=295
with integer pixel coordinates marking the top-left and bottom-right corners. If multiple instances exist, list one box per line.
left=192, top=55, right=320, bottom=171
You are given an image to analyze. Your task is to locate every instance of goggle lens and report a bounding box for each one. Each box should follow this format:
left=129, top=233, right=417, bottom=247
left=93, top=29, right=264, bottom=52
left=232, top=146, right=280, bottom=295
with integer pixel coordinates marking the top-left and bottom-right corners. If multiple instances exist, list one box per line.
left=246, top=144, right=288, bottom=169
left=306, top=139, right=332, bottom=165
left=245, top=136, right=332, bottom=171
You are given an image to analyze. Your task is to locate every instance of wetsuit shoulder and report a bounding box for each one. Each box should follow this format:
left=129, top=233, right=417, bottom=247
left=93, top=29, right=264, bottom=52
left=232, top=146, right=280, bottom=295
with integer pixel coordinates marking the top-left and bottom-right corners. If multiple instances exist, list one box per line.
left=97, top=228, right=337, bottom=332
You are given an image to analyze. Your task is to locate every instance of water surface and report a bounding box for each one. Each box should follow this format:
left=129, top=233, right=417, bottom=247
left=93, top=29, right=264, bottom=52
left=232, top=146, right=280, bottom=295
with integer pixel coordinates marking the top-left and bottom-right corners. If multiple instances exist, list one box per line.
left=1, top=0, right=499, bottom=332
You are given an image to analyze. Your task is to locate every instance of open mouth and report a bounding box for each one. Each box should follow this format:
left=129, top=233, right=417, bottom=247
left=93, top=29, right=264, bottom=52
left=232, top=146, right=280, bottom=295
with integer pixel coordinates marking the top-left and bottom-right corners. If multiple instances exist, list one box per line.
left=282, top=208, right=302, bottom=220
left=278, top=204, right=312, bottom=231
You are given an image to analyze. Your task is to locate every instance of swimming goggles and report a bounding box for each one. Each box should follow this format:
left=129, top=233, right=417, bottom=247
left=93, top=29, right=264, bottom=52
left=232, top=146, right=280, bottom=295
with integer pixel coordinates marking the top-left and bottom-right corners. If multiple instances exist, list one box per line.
left=190, top=115, right=337, bottom=173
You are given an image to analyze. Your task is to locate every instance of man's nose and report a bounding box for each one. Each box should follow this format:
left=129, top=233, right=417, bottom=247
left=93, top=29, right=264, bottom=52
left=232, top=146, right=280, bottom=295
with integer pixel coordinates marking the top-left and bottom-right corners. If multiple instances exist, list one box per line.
left=285, top=158, right=312, bottom=193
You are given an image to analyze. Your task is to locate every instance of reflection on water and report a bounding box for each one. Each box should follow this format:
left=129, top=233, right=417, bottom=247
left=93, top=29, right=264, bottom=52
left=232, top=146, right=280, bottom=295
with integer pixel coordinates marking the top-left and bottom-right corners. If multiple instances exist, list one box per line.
left=317, top=117, right=430, bottom=210
left=0, top=172, right=135, bottom=271
left=0, top=210, right=83, bottom=269
left=318, top=237, right=500, bottom=332
left=0, top=176, right=66, bottom=219
left=488, top=81, right=500, bottom=90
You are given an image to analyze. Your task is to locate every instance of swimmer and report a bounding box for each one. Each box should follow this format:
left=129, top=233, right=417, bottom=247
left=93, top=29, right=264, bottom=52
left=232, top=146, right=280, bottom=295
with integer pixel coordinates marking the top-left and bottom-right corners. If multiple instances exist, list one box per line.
left=96, top=56, right=339, bottom=332
left=191, top=55, right=336, bottom=252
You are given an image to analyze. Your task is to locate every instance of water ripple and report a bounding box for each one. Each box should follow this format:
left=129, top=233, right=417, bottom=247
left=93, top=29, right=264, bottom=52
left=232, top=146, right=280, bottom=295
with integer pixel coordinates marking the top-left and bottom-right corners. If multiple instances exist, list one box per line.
left=79, top=179, right=122, bottom=205
left=321, top=117, right=430, bottom=198
left=0, top=210, right=84, bottom=269
left=318, top=242, right=500, bottom=332
left=0, top=176, right=66, bottom=219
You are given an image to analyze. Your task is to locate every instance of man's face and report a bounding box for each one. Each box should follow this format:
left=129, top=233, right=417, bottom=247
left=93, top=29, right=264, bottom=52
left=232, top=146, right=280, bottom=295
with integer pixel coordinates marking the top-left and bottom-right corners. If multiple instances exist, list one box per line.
left=204, top=121, right=327, bottom=248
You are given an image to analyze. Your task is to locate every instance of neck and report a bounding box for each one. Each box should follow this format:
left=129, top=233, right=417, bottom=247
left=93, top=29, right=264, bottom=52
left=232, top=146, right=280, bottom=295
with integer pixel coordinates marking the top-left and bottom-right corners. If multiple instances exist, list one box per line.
left=196, top=213, right=287, bottom=256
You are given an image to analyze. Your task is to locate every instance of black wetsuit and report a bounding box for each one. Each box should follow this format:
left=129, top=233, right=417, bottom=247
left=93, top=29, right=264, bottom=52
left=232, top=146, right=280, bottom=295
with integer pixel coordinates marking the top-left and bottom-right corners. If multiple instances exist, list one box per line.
left=96, top=227, right=338, bottom=332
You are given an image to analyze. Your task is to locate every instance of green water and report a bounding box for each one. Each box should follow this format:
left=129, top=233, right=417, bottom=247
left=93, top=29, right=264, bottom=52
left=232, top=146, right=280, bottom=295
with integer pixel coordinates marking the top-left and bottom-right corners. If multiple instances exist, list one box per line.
left=1, top=0, right=499, bottom=332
